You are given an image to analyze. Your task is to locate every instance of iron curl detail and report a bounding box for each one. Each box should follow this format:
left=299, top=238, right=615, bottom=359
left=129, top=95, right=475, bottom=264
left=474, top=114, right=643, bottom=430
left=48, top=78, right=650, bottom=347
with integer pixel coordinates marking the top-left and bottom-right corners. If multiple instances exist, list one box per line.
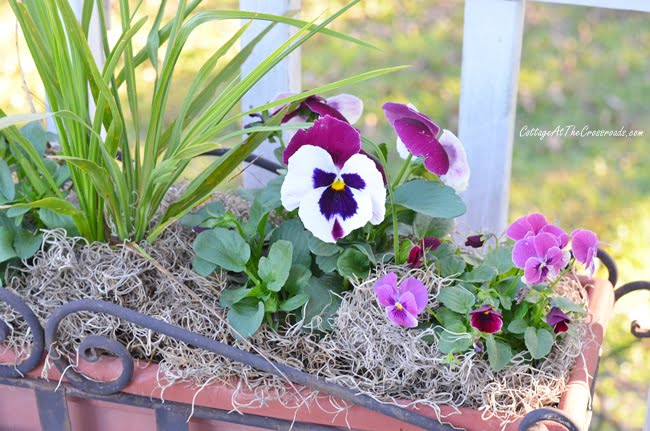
left=518, top=407, right=581, bottom=431
left=44, top=298, right=457, bottom=431
left=0, top=288, right=45, bottom=377
left=614, top=280, right=650, bottom=338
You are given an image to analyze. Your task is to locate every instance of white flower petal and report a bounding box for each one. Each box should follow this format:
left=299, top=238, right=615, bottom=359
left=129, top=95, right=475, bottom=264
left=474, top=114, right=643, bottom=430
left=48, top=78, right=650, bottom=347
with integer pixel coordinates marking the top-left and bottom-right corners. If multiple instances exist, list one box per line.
left=396, top=137, right=410, bottom=160
left=326, top=94, right=364, bottom=124
left=281, top=145, right=337, bottom=211
left=339, top=154, right=386, bottom=225
left=438, top=130, right=470, bottom=192
left=336, top=187, right=373, bottom=235
left=297, top=188, right=337, bottom=243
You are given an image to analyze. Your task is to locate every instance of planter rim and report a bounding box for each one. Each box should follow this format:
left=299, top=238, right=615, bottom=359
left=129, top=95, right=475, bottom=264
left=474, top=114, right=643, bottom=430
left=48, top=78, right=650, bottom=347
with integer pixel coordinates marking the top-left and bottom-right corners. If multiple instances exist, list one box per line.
left=0, top=277, right=615, bottom=431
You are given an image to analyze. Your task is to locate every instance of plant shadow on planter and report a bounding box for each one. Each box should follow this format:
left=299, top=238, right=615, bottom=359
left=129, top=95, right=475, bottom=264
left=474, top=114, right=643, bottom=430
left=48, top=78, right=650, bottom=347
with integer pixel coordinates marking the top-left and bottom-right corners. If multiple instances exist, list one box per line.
left=0, top=275, right=616, bottom=431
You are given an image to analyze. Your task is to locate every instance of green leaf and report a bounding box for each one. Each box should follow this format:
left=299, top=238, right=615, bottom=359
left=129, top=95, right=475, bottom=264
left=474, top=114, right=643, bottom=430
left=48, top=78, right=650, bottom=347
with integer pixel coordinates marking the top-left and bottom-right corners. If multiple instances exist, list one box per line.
left=302, top=273, right=344, bottom=331
left=553, top=296, right=587, bottom=315
left=308, top=236, right=342, bottom=257
left=284, top=265, right=312, bottom=296
left=220, top=287, right=252, bottom=308
left=258, top=240, right=293, bottom=292
left=279, top=293, right=310, bottom=312
left=524, top=327, right=554, bottom=359
left=20, top=122, right=48, bottom=156
left=193, top=228, right=251, bottom=273
left=436, top=253, right=466, bottom=278
left=192, top=255, right=218, bottom=276
left=316, top=253, right=340, bottom=273
left=437, top=286, right=476, bottom=314
left=227, top=300, right=265, bottom=339
left=394, top=180, right=466, bottom=219
left=412, top=214, right=454, bottom=239
left=486, top=335, right=513, bottom=372
left=513, top=302, right=530, bottom=321
left=337, top=248, right=372, bottom=278
left=38, top=208, right=80, bottom=237
left=0, top=160, right=15, bottom=202
left=435, top=307, right=465, bottom=327
left=438, top=323, right=473, bottom=354
left=13, top=230, right=42, bottom=259
left=507, top=319, right=528, bottom=334
left=0, top=227, right=17, bottom=263
left=180, top=201, right=226, bottom=228
left=270, top=220, right=312, bottom=267
left=461, top=264, right=498, bottom=283
left=483, top=247, right=514, bottom=275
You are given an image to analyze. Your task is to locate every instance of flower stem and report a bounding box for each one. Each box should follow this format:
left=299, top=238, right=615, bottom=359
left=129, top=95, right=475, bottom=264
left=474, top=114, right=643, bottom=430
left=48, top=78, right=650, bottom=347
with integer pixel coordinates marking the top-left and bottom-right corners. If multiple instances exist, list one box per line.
left=387, top=183, right=400, bottom=262
left=392, top=154, right=413, bottom=188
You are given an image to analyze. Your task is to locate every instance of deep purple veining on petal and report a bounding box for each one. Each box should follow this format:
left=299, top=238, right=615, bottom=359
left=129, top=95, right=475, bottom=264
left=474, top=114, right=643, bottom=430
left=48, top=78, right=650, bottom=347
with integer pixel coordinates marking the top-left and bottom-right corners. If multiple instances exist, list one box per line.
left=512, top=232, right=569, bottom=285
left=332, top=219, right=345, bottom=241
left=393, top=118, right=450, bottom=175
left=318, top=187, right=358, bottom=221
left=341, top=173, right=366, bottom=190
left=469, top=304, right=503, bottom=334
left=312, top=168, right=336, bottom=188
left=283, top=115, right=361, bottom=167
left=382, top=102, right=441, bottom=137
left=373, top=273, right=428, bottom=328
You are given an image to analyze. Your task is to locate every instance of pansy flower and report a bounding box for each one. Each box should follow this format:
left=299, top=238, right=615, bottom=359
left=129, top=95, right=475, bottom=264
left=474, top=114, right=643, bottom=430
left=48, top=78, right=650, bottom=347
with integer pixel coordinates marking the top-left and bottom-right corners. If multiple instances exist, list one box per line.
left=546, top=307, right=571, bottom=334
left=407, top=237, right=442, bottom=268
left=382, top=102, right=470, bottom=192
left=506, top=213, right=569, bottom=248
left=272, top=92, right=363, bottom=142
left=374, top=273, right=428, bottom=328
left=465, top=234, right=485, bottom=248
left=571, top=229, right=598, bottom=275
left=469, top=304, right=503, bottom=333
left=512, top=232, right=570, bottom=285
left=280, top=116, right=386, bottom=243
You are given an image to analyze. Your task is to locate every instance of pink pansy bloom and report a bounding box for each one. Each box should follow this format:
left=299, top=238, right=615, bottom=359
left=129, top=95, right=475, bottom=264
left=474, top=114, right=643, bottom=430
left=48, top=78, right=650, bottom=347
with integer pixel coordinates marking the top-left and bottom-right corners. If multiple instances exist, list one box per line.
left=272, top=92, right=363, bottom=143
left=512, top=232, right=570, bottom=285
left=280, top=116, right=386, bottom=243
left=506, top=213, right=569, bottom=248
left=374, top=273, right=428, bottom=328
left=546, top=307, right=571, bottom=334
left=571, top=229, right=598, bottom=275
left=382, top=102, right=470, bottom=192
left=469, top=304, right=503, bottom=334
left=407, top=237, right=442, bottom=268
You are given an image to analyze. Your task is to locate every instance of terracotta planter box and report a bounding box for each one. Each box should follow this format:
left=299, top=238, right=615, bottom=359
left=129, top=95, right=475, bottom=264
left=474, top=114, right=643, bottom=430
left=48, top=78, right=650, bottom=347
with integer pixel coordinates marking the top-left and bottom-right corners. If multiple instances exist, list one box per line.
left=0, top=278, right=614, bottom=431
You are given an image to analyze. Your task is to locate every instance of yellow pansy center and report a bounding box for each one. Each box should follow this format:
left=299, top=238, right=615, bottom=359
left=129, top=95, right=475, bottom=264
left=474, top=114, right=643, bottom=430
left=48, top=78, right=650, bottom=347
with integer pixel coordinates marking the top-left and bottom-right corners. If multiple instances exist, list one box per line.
left=483, top=310, right=490, bottom=315
left=331, top=178, right=346, bottom=191
left=395, top=303, right=404, bottom=311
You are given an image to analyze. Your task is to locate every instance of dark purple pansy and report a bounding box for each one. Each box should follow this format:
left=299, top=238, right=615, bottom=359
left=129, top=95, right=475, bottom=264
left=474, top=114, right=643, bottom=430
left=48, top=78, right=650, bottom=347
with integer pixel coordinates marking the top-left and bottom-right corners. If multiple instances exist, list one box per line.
left=512, top=232, right=569, bottom=285
left=546, top=307, right=571, bottom=334
left=571, top=229, right=598, bottom=275
left=506, top=213, right=569, bottom=248
left=374, top=273, right=428, bottom=328
left=465, top=234, right=485, bottom=248
left=382, top=102, right=450, bottom=176
left=407, top=237, right=442, bottom=268
left=469, top=304, right=503, bottom=334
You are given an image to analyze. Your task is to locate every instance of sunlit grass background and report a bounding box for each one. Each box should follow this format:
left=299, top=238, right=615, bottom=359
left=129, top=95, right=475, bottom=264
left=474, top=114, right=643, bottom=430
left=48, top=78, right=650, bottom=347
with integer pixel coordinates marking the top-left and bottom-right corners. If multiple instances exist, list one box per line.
left=0, top=0, right=648, bottom=428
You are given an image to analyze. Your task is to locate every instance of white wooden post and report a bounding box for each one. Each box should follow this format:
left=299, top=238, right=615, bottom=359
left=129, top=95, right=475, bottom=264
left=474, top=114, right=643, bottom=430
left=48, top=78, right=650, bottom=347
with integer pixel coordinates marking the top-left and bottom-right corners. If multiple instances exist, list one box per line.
left=458, top=0, right=526, bottom=234
left=532, top=0, right=650, bottom=12
left=240, top=0, right=301, bottom=188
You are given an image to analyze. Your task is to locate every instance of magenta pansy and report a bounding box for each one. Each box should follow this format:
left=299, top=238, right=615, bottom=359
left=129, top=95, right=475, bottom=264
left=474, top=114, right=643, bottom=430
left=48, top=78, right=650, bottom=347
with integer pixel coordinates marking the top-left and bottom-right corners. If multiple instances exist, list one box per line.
left=546, top=307, right=571, bottom=334
left=512, top=232, right=569, bottom=285
left=469, top=304, right=503, bottom=334
left=506, top=213, right=569, bottom=248
left=571, top=229, right=598, bottom=275
left=374, top=273, right=428, bottom=328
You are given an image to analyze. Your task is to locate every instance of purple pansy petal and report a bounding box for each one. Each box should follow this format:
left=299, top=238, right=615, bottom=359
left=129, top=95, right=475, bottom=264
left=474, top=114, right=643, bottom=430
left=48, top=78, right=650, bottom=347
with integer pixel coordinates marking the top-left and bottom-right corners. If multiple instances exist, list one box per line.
left=533, top=233, right=560, bottom=258
left=270, top=91, right=296, bottom=116
left=506, top=213, right=549, bottom=241
left=393, top=118, right=450, bottom=175
left=339, top=154, right=387, bottom=225
left=382, top=102, right=440, bottom=138
left=303, top=96, right=348, bottom=123
left=396, top=291, right=419, bottom=316
left=318, top=186, right=358, bottom=221
left=571, top=229, right=598, bottom=275
left=325, top=94, right=364, bottom=124
left=399, top=278, right=428, bottom=313
left=375, top=272, right=398, bottom=290
left=524, top=258, right=546, bottom=285
left=527, top=213, right=550, bottom=234
left=546, top=307, right=571, bottom=334
left=512, top=237, right=537, bottom=268
left=540, top=224, right=569, bottom=249
left=386, top=305, right=419, bottom=328
left=423, top=237, right=441, bottom=251
left=341, top=173, right=366, bottom=190
left=438, top=130, right=470, bottom=192
left=313, top=169, right=337, bottom=188
left=283, top=116, right=361, bottom=167
left=374, top=280, right=398, bottom=308
left=407, top=245, right=423, bottom=268
left=469, top=305, right=503, bottom=333
left=545, top=246, right=569, bottom=276
left=281, top=146, right=337, bottom=211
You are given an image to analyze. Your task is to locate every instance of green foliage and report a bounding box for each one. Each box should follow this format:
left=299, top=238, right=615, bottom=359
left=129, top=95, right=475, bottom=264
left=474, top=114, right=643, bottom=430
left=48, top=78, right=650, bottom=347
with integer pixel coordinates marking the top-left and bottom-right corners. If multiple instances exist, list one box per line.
left=393, top=180, right=465, bottom=219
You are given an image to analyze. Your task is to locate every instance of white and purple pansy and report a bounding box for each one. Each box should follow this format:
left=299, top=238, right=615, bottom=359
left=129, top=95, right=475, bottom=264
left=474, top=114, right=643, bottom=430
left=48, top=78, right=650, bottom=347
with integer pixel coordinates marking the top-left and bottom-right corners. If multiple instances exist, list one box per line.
left=280, top=115, right=386, bottom=243
left=382, top=102, right=470, bottom=192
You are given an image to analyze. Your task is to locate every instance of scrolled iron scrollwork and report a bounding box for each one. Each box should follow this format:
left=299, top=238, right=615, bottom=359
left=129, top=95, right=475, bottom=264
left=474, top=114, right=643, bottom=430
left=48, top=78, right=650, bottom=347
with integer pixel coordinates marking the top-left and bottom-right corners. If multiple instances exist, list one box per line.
left=44, top=298, right=457, bottom=431
left=517, top=407, right=581, bottom=431
left=614, top=280, right=650, bottom=338
left=0, top=288, right=45, bottom=377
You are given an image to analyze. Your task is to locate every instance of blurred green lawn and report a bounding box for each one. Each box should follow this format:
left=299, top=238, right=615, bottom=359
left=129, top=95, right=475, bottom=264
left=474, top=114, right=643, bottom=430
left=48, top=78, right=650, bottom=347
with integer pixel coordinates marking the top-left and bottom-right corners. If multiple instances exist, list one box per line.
left=0, top=0, right=648, bottom=428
